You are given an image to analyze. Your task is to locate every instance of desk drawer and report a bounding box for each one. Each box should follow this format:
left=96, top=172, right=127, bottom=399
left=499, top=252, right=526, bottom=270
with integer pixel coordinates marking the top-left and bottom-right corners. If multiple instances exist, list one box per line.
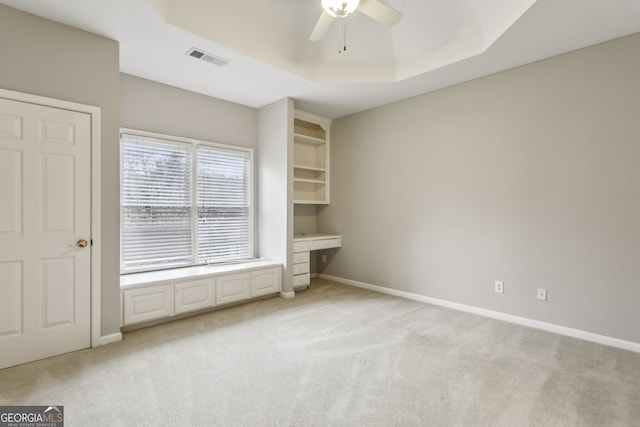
left=293, top=241, right=311, bottom=252
left=311, top=237, right=342, bottom=251
left=293, top=273, right=310, bottom=287
left=293, top=252, right=310, bottom=264
left=292, top=262, right=310, bottom=275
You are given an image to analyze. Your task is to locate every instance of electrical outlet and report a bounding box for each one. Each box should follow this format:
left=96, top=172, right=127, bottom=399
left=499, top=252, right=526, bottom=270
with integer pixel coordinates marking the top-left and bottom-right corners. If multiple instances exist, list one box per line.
left=321, top=254, right=327, bottom=263
left=537, top=288, right=547, bottom=301
left=494, top=281, right=504, bottom=294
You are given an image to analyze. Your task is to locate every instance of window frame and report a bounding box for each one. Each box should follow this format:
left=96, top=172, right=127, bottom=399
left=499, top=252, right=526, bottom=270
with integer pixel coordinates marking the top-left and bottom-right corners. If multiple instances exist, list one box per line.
left=120, top=128, right=254, bottom=274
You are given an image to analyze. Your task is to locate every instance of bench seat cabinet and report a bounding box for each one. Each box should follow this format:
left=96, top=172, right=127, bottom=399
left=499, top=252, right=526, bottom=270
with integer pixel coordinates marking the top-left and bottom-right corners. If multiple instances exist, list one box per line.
left=251, top=267, right=281, bottom=297
left=175, top=278, right=215, bottom=314
left=123, top=284, right=173, bottom=325
left=121, top=262, right=282, bottom=326
left=216, top=272, right=250, bottom=305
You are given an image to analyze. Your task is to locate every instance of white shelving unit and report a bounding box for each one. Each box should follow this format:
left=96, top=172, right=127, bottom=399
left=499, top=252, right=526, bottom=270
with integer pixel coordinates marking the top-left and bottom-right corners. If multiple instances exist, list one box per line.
left=293, top=110, right=331, bottom=204
left=291, top=109, right=340, bottom=290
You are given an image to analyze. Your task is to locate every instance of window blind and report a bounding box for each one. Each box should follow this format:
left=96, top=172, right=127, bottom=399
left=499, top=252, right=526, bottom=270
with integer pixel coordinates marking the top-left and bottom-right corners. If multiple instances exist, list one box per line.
left=120, top=131, right=253, bottom=273
left=197, top=146, right=251, bottom=262
left=121, top=135, right=193, bottom=271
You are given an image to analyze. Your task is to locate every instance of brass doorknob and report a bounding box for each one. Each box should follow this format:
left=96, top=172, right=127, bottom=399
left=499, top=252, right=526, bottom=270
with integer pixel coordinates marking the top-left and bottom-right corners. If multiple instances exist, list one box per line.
left=76, top=239, right=88, bottom=248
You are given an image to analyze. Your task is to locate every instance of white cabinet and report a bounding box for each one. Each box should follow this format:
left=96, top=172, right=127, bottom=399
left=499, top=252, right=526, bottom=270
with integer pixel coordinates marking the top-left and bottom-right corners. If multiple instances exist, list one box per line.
left=216, top=272, right=250, bottom=305
left=293, top=273, right=311, bottom=288
left=123, top=284, right=173, bottom=325
left=293, top=240, right=311, bottom=253
left=292, top=262, right=310, bottom=275
left=175, top=278, right=214, bottom=314
left=293, top=110, right=332, bottom=204
left=291, top=234, right=342, bottom=289
left=311, top=237, right=342, bottom=251
left=121, top=262, right=282, bottom=326
left=293, top=251, right=309, bottom=264
left=251, top=267, right=281, bottom=297
left=292, top=241, right=312, bottom=288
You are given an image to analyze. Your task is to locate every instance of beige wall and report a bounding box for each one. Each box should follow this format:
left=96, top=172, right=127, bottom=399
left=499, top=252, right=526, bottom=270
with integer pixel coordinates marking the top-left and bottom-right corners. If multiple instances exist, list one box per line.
left=0, top=5, right=121, bottom=336
left=120, top=73, right=262, bottom=261
left=320, top=33, right=640, bottom=343
left=4, top=3, right=638, bottom=345
left=120, top=74, right=257, bottom=148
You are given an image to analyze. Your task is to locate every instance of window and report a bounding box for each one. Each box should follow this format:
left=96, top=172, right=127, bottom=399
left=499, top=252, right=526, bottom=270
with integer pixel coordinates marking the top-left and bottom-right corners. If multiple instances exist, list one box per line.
left=121, top=131, right=253, bottom=273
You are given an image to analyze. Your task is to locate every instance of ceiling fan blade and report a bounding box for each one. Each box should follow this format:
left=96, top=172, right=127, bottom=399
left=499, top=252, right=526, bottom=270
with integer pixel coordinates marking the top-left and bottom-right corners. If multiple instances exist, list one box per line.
left=358, top=0, right=402, bottom=27
left=309, top=11, right=334, bottom=41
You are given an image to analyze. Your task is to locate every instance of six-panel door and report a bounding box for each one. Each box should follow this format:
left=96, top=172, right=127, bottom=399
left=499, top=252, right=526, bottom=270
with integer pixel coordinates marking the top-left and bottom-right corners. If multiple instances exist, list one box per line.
left=0, top=98, right=92, bottom=369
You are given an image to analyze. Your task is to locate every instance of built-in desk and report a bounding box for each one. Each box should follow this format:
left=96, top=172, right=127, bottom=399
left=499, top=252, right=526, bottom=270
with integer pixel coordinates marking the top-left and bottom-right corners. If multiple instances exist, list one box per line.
left=293, top=234, right=342, bottom=288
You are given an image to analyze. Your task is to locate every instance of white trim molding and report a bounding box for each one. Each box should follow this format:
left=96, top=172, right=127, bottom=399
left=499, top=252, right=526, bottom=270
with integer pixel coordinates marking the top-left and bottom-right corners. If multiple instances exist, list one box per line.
left=98, top=333, right=123, bottom=346
left=0, top=87, right=104, bottom=349
left=279, top=291, right=296, bottom=299
left=320, top=274, right=640, bottom=354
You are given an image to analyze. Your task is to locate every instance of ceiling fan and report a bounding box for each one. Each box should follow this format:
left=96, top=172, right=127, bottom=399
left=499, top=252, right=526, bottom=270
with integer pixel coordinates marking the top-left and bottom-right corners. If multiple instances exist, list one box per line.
left=310, top=0, right=402, bottom=42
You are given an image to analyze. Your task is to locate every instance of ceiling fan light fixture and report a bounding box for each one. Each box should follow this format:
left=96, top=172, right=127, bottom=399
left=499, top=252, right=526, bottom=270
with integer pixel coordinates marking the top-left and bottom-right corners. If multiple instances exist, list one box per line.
left=321, top=0, right=360, bottom=18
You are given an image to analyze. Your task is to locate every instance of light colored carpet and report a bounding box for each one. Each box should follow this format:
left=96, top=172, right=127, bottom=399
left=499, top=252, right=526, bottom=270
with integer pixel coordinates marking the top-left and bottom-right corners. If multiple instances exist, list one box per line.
left=1, top=279, right=639, bottom=426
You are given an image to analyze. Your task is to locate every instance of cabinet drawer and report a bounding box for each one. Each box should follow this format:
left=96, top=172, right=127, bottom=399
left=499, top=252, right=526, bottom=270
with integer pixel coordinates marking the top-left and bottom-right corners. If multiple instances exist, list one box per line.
left=293, top=251, right=310, bottom=264
left=251, top=267, right=281, bottom=297
left=293, top=273, right=310, bottom=287
left=293, top=241, right=311, bottom=252
left=311, top=237, right=342, bottom=251
left=123, top=284, right=173, bottom=325
left=292, top=262, right=310, bottom=275
left=216, top=272, right=250, bottom=305
left=175, top=278, right=214, bottom=314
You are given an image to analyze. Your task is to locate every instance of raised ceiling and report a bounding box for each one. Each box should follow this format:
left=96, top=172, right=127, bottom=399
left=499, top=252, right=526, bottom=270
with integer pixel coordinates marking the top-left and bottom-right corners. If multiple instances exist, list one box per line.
left=149, top=0, right=538, bottom=82
left=1, top=0, right=640, bottom=118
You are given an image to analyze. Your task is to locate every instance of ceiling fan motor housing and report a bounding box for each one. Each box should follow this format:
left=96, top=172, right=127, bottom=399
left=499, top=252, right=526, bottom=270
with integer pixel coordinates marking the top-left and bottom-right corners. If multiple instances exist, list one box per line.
left=322, top=0, right=360, bottom=18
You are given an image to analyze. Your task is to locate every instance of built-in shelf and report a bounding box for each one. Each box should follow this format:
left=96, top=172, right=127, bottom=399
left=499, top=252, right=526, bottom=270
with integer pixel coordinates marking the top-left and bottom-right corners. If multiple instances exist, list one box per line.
left=294, top=178, right=326, bottom=184
left=294, top=164, right=325, bottom=172
left=294, top=133, right=325, bottom=145
left=293, top=110, right=331, bottom=205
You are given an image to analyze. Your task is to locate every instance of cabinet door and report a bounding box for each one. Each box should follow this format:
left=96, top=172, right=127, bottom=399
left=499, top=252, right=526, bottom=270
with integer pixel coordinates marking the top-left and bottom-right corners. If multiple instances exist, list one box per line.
left=175, top=278, right=214, bottom=314
left=251, top=267, right=281, bottom=297
left=216, top=273, right=250, bottom=305
left=123, top=284, right=173, bottom=325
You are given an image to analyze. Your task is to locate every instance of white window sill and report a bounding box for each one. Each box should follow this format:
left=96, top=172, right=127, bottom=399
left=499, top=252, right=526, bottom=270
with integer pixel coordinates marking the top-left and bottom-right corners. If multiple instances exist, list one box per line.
left=120, top=259, right=282, bottom=289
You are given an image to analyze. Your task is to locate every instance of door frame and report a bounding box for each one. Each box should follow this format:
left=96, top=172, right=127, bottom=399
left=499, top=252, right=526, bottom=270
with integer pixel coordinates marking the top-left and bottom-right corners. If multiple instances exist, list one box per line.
left=0, top=87, right=102, bottom=348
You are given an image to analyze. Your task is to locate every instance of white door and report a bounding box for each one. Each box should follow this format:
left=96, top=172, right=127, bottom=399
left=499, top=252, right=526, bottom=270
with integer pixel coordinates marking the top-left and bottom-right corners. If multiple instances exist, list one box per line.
left=0, top=97, right=92, bottom=369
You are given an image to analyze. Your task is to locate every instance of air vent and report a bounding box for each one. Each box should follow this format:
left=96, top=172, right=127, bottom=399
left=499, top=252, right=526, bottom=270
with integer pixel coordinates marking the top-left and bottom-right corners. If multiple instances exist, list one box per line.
left=186, top=48, right=229, bottom=67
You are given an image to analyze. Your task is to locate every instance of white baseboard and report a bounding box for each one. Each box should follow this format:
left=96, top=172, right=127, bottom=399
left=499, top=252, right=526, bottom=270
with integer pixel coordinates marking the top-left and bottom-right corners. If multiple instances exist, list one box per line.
left=96, top=332, right=123, bottom=347
left=279, top=291, right=296, bottom=299
left=319, top=274, right=640, bottom=354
